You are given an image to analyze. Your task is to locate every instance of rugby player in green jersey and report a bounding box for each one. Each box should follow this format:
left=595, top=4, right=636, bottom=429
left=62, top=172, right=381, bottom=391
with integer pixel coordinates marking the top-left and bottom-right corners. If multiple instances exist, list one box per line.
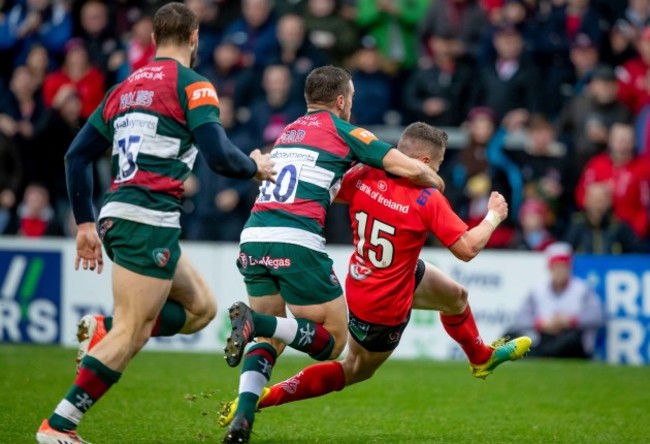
left=36, top=3, right=274, bottom=443
left=222, top=66, right=445, bottom=443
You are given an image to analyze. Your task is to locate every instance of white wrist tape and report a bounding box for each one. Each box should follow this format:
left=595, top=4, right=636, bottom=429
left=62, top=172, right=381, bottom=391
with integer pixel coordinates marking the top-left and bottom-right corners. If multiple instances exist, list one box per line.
left=484, top=210, right=501, bottom=229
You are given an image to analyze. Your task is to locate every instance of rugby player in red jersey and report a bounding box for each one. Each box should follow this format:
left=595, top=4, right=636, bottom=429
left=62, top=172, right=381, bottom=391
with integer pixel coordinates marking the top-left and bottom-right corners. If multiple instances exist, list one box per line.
left=35, top=3, right=274, bottom=443
left=218, top=123, right=531, bottom=429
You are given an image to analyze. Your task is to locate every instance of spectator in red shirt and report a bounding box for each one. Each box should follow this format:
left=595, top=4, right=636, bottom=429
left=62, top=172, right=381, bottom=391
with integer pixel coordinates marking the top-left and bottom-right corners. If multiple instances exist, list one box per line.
left=10, top=183, right=62, bottom=237
left=575, top=122, right=650, bottom=239
left=127, top=15, right=156, bottom=73
left=511, top=198, right=556, bottom=251
left=616, top=26, right=650, bottom=115
left=479, top=0, right=504, bottom=21
left=42, top=38, right=105, bottom=119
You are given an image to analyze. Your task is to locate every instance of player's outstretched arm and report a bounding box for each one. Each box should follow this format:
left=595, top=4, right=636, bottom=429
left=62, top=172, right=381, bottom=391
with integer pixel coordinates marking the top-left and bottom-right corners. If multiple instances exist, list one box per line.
left=381, top=148, right=445, bottom=190
left=65, top=123, right=110, bottom=225
left=65, top=122, right=110, bottom=273
left=448, top=191, right=508, bottom=262
left=192, top=123, right=275, bottom=182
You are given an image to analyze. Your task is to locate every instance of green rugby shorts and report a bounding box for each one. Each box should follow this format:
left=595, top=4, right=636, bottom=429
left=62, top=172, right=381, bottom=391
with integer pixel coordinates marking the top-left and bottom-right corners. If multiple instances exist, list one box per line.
left=99, top=217, right=181, bottom=280
left=237, top=242, right=342, bottom=306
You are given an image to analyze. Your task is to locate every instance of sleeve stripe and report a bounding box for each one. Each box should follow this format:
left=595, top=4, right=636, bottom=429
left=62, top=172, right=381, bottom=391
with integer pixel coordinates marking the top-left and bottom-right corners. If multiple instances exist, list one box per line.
left=185, top=81, right=220, bottom=110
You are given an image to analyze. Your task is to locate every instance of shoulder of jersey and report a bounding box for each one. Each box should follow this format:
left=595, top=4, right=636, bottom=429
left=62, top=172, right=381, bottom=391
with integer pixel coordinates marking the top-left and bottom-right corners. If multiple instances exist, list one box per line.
left=348, top=126, right=379, bottom=145
left=184, top=78, right=219, bottom=110
left=414, top=185, right=442, bottom=207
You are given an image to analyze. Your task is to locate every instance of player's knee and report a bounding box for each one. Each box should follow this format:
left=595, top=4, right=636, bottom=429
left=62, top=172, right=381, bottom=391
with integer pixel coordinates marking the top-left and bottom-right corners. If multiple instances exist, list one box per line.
left=184, top=292, right=217, bottom=332
left=447, top=284, right=468, bottom=313
left=197, top=295, right=217, bottom=325
left=457, top=285, right=468, bottom=306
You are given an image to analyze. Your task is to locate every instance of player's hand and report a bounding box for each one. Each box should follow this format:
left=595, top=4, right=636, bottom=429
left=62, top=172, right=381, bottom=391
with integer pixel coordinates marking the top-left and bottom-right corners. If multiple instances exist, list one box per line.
left=74, top=222, right=104, bottom=274
left=432, top=172, right=445, bottom=193
left=487, top=191, right=508, bottom=223
left=250, top=149, right=276, bottom=183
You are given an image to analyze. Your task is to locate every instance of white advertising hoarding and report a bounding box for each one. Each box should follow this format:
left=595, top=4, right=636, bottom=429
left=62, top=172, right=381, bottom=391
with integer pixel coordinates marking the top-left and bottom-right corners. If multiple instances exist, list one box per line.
left=0, top=237, right=541, bottom=360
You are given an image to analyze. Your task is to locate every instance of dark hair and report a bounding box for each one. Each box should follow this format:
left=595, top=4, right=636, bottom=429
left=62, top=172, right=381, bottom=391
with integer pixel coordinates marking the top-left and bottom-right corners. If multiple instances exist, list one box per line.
left=304, top=66, right=352, bottom=106
left=399, top=122, right=448, bottom=156
left=153, top=3, right=199, bottom=47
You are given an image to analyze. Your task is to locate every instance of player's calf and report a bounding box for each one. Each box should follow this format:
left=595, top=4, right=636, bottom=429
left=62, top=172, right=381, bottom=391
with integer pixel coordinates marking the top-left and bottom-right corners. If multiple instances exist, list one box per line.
left=178, top=293, right=216, bottom=333
left=169, top=256, right=217, bottom=334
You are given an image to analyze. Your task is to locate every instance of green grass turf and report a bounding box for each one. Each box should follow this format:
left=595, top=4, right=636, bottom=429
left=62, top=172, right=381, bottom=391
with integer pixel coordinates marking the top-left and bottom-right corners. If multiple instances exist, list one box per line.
left=1, top=344, right=649, bottom=443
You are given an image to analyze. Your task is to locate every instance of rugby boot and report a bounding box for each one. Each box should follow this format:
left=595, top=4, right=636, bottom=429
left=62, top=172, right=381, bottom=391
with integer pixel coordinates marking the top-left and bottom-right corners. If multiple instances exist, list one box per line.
left=75, top=315, right=107, bottom=373
left=218, top=387, right=271, bottom=427
left=222, top=414, right=252, bottom=444
left=224, top=302, right=256, bottom=367
left=36, top=419, right=91, bottom=444
left=470, top=336, right=532, bottom=379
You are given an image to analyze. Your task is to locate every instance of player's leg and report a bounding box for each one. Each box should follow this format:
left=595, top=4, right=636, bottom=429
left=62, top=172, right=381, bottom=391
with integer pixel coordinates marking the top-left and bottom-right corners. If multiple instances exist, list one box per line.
left=220, top=313, right=403, bottom=428
left=411, top=260, right=494, bottom=364
left=229, top=293, right=287, bottom=423
left=39, top=264, right=172, bottom=443
left=224, top=245, right=346, bottom=443
left=412, top=260, right=531, bottom=378
left=247, top=293, right=289, bottom=357
left=89, top=264, right=172, bottom=368
left=260, top=328, right=393, bottom=409
left=38, top=219, right=180, bottom=443
left=223, top=249, right=289, bottom=444
left=226, top=244, right=347, bottom=366
left=75, top=230, right=203, bottom=370
left=90, top=253, right=216, bottom=335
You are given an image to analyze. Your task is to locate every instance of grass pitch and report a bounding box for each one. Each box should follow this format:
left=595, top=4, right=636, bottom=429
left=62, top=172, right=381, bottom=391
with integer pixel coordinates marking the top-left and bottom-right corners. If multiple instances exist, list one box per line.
left=1, top=344, right=648, bottom=443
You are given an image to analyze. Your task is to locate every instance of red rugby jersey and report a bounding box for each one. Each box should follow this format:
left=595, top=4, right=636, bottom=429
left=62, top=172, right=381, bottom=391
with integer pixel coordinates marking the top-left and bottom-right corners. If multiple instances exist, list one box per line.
left=337, top=164, right=468, bottom=325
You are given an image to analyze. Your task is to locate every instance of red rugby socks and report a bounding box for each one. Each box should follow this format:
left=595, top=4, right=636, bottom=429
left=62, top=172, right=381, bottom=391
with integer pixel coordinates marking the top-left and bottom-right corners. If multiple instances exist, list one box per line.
left=260, top=361, right=346, bottom=408
left=440, top=305, right=492, bottom=365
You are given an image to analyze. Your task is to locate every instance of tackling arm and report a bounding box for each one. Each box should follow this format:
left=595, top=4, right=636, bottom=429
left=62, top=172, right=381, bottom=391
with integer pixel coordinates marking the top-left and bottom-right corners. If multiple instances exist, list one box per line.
left=192, top=122, right=258, bottom=179
left=381, top=149, right=445, bottom=190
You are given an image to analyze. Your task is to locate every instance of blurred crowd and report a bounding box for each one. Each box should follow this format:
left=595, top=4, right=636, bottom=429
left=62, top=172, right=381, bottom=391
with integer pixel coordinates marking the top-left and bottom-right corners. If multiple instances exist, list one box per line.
left=0, top=0, right=649, bottom=253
